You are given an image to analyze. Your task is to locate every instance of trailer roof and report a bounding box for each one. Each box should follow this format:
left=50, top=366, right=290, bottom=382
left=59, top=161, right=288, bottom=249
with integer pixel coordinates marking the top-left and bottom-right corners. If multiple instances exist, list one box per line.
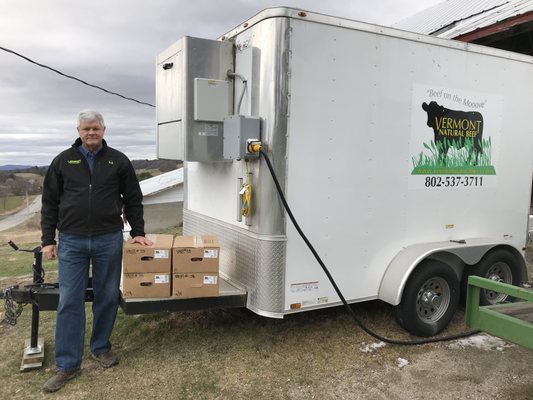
left=218, top=6, right=533, bottom=64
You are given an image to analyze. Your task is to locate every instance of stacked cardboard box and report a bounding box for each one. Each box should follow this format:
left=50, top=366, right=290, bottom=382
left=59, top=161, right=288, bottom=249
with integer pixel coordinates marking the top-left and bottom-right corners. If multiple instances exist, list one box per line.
left=172, top=235, right=220, bottom=298
left=122, top=234, right=173, bottom=298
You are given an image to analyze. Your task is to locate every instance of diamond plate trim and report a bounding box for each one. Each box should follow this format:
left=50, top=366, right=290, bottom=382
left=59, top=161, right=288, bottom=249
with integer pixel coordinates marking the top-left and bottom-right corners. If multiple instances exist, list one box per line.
left=184, top=209, right=286, bottom=314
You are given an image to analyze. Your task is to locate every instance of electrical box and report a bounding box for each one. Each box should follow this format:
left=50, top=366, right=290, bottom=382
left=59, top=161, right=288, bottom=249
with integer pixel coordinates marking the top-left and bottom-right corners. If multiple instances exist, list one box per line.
left=223, top=115, right=261, bottom=160
left=156, top=37, right=233, bottom=161
left=194, top=78, right=230, bottom=122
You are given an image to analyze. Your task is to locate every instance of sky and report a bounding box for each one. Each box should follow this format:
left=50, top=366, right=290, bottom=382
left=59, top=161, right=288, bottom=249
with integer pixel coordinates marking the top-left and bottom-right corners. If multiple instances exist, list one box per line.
left=0, top=0, right=444, bottom=166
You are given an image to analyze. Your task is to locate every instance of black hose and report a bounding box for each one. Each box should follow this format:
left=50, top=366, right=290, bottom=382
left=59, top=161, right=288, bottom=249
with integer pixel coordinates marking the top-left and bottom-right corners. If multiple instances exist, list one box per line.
left=259, top=148, right=479, bottom=345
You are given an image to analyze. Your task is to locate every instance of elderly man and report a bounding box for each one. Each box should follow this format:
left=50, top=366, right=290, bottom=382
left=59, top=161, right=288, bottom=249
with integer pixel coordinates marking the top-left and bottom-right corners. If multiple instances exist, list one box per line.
left=41, top=110, right=152, bottom=392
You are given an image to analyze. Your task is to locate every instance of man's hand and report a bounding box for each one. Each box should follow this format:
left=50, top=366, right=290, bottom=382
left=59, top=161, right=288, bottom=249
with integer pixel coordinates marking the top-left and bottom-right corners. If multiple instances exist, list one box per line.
left=42, top=244, right=57, bottom=260
left=131, top=236, right=153, bottom=246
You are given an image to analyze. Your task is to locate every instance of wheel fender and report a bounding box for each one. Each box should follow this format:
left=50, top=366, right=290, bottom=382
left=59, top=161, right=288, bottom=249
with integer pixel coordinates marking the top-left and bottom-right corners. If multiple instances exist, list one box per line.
left=378, top=239, right=501, bottom=306
left=469, top=245, right=528, bottom=283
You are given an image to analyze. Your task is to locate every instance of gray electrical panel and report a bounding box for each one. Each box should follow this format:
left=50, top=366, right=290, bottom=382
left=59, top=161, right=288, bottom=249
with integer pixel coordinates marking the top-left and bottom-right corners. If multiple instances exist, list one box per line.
left=156, top=36, right=233, bottom=161
left=223, top=115, right=261, bottom=160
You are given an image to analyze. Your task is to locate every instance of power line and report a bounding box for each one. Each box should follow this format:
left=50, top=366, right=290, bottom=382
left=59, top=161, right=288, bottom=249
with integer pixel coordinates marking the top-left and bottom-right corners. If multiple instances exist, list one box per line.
left=0, top=45, right=155, bottom=108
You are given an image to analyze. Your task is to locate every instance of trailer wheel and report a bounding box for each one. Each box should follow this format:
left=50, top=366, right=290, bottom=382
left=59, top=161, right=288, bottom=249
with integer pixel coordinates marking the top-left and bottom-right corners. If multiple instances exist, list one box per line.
left=471, top=249, right=520, bottom=306
left=395, top=260, right=459, bottom=337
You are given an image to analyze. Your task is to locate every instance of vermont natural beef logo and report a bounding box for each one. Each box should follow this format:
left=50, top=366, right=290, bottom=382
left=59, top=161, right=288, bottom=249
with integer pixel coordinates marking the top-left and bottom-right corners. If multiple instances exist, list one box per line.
left=412, top=101, right=496, bottom=175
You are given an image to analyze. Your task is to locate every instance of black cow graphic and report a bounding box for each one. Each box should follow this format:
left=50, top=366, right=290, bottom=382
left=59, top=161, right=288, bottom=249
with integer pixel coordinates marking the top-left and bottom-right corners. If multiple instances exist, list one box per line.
left=422, top=101, right=483, bottom=165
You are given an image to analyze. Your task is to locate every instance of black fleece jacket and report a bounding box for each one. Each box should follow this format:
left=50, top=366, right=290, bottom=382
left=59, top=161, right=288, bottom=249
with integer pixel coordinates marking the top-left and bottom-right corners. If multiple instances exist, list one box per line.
left=41, top=138, right=145, bottom=246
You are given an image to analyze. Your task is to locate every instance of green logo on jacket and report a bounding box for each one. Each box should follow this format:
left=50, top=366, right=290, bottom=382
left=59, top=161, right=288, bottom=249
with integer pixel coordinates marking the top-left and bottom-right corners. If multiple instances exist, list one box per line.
left=68, top=159, right=81, bottom=165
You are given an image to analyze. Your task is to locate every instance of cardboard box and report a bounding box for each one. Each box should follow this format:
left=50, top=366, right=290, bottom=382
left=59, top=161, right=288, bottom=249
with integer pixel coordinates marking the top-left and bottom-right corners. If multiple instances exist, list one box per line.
left=123, top=234, right=174, bottom=273
left=122, top=273, right=171, bottom=298
left=172, top=272, right=219, bottom=298
left=172, top=235, right=220, bottom=273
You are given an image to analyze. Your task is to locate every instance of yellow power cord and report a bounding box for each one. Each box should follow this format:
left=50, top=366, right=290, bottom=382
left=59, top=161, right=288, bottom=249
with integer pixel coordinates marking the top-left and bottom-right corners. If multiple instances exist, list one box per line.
left=241, top=160, right=252, bottom=217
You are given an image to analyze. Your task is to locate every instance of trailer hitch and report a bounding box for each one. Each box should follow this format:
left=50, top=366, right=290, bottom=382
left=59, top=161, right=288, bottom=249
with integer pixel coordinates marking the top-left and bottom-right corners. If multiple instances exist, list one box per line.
left=1, top=282, right=62, bottom=308
left=2, top=285, right=31, bottom=305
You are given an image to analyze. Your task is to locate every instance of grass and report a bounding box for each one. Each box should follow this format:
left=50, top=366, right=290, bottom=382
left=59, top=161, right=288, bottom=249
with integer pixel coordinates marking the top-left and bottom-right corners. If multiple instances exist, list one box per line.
left=2, top=300, right=532, bottom=399
left=0, top=196, right=25, bottom=214
left=412, top=137, right=496, bottom=175
left=149, top=225, right=183, bottom=236
left=0, top=241, right=58, bottom=278
left=1, top=233, right=532, bottom=399
left=0, top=304, right=371, bottom=399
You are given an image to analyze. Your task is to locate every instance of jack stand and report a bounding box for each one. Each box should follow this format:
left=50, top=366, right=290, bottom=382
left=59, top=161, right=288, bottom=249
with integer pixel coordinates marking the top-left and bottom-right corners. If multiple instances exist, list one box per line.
left=9, top=242, right=46, bottom=372
left=21, top=337, right=44, bottom=371
left=21, top=301, right=44, bottom=371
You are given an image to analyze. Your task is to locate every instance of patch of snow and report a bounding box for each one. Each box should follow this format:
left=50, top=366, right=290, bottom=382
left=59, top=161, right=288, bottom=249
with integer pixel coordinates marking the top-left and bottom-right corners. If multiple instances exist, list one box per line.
left=360, top=341, right=386, bottom=353
left=397, top=358, right=409, bottom=368
left=447, top=334, right=514, bottom=351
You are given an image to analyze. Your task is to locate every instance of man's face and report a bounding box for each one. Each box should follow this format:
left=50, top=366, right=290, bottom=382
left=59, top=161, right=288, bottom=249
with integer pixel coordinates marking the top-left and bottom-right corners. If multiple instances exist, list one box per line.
left=78, top=120, right=105, bottom=151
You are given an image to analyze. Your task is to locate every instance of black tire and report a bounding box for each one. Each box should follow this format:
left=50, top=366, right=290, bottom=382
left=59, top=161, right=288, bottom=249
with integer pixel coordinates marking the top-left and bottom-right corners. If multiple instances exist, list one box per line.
left=395, top=260, right=459, bottom=337
left=471, top=249, right=520, bottom=306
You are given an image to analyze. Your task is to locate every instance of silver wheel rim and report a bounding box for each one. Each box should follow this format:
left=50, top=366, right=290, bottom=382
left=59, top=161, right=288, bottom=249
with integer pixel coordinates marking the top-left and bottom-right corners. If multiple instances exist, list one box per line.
left=483, top=262, right=512, bottom=304
left=416, top=277, right=451, bottom=322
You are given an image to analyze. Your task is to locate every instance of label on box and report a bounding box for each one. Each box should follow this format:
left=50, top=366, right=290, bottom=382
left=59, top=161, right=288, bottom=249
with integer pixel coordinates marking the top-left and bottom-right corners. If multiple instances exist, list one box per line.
left=154, top=250, right=169, bottom=259
left=203, top=275, right=218, bottom=285
left=174, top=248, right=192, bottom=254
left=204, top=249, right=218, bottom=258
left=154, top=274, right=170, bottom=284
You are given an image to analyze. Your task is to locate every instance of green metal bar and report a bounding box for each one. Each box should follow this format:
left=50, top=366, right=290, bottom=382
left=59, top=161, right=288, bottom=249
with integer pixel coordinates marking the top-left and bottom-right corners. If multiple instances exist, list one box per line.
left=467, top=276, right=533, bottom=301
left=485, top=300, right=529, bottom=311
left=473, top=307, right=533, bottom=349
left=465, top=276, right=533, bottom=350
left=465, top=284, right=481, bottom=327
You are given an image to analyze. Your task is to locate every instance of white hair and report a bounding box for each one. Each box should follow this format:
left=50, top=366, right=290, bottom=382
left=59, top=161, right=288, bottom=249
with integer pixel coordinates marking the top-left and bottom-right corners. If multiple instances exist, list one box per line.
left=77, top=110, right=105, bottom=128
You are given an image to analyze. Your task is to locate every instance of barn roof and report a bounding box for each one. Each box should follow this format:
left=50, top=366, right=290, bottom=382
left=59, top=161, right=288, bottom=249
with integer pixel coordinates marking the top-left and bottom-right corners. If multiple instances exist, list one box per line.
left=140, top=168, right=183, bottom=197
left=394, top=0, right=533, bottom=39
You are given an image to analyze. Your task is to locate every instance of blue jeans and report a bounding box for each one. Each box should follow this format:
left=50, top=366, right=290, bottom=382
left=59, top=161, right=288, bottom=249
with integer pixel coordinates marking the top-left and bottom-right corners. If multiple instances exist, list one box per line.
left=55, top=230, right=123, bottom=372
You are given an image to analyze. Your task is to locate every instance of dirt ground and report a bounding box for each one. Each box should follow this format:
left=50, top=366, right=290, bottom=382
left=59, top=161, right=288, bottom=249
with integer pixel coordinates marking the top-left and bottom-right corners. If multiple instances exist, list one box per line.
left=0, top=231, right=532, bottom=399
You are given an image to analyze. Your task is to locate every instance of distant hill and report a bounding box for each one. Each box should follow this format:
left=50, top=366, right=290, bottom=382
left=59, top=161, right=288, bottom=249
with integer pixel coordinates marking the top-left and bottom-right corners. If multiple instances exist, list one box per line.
left=0, top=165, right=36, bottom=171
left=0, top=159, right=181, bottom=173
left=0, top=159, right=182, bottom=197
left=131, top=159, right=182, bottom=172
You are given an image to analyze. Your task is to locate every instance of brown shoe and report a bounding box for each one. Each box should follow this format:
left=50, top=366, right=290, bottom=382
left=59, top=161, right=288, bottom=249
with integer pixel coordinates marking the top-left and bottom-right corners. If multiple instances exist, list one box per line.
left=43, top=370, right=80, bottom=393
left=91, top=351, right=118, bottom=368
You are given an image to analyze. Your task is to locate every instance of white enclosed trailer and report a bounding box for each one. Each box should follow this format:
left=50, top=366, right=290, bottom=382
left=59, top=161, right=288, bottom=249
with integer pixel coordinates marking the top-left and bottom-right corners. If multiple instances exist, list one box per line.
left=155, top=8, right=533, bottom=336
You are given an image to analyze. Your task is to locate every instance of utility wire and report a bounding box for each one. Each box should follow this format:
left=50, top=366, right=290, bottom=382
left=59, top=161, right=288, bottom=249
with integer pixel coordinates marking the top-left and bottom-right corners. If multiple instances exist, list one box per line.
left=0, top=45, right=155, bottom=107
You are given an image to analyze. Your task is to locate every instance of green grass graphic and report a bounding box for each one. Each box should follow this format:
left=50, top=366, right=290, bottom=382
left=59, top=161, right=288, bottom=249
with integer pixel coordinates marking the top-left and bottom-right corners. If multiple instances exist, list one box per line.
left=411, top=137, right=496, bottom=175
